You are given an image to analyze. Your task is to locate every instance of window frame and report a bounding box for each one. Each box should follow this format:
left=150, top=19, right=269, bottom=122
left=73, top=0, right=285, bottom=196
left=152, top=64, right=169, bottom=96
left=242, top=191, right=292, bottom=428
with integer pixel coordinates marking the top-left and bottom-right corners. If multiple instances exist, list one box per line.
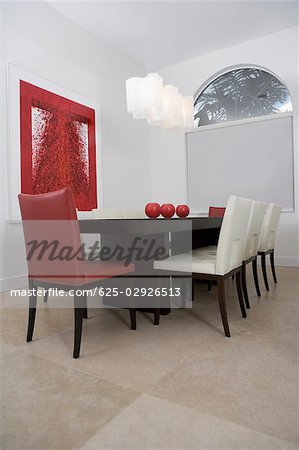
left=193, top=64, right=293, bottom=127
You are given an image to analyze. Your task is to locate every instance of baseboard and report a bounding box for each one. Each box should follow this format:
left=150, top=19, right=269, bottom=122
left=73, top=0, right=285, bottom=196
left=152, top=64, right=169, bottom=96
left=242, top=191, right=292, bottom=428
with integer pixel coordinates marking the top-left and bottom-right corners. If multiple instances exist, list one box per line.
left=0, top=275, right=27, bottom=292
left=275, top=256, right=299, bottom=267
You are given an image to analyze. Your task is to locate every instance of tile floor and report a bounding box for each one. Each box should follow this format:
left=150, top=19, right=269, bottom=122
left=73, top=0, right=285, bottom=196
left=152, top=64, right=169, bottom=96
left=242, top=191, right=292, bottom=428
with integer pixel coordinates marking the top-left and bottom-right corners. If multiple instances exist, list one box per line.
left=0, top=266, right=298, bottom=449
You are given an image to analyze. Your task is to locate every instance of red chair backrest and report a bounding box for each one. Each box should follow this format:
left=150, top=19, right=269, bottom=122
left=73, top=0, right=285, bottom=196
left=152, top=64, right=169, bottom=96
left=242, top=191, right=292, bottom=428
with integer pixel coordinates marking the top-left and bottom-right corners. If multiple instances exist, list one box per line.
left=209, top=206, right=226, bottom=218
left=18, top=188, right=78, bottom=221
left=18, top=188, right=83, bottom=279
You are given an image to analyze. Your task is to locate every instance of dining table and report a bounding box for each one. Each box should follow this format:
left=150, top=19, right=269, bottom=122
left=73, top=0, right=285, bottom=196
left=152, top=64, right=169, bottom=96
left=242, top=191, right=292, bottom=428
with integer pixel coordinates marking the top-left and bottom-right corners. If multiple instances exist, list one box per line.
left=79, top=216, right=222, bottom=236
left=79, top=216, right=223, bottom=314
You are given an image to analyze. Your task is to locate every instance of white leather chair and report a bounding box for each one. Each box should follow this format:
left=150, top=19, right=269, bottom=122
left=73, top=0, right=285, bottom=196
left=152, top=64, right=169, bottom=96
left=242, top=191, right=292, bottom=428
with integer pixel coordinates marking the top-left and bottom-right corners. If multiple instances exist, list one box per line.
left=258, top=203, right=282, bottom=291
left=154, top=196, right=253, bottom=337
left=199, top=200, right=268, bottom=305
left=242, top=201, right=267, bottom=306
left=200, top=202, right=281, bottom=297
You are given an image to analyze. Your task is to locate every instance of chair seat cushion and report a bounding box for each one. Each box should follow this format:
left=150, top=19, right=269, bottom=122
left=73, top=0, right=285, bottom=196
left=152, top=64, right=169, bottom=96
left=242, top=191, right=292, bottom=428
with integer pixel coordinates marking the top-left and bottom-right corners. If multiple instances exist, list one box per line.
left=193, top=245, right=217, bottom=256
left=30, top=261, right=135, bottom=286
left=154, top=251, right=216, bottom=275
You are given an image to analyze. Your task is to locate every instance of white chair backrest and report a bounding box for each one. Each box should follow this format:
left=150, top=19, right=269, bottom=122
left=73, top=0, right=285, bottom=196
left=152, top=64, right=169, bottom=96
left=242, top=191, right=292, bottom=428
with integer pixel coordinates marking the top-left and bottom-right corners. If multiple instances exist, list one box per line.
left=122, top=210, right=146, bottom=219
left=215, top=196, right=253, bottom=275
left=92, top=209, right=124, bottom=219
left=259, top=203, right=282, bottom=252
left=244, top=201, right=268, bottom=260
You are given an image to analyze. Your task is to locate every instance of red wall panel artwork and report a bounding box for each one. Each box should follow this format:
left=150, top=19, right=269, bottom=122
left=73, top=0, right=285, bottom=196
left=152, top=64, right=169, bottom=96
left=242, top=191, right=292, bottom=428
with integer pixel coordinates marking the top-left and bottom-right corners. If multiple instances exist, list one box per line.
left=20, top=80, right=97, bottom=210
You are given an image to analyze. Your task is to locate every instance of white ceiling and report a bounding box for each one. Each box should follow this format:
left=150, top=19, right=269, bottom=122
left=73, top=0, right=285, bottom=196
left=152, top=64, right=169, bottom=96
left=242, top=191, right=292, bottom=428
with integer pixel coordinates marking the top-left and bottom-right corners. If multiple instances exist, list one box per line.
left=49, top=1, right=298, bottom=70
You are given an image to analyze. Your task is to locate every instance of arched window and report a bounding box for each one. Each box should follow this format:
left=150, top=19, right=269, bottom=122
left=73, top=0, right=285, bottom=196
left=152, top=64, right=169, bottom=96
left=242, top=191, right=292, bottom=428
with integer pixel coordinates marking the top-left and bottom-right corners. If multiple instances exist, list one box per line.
left=194, top=67, right=293, bottom=127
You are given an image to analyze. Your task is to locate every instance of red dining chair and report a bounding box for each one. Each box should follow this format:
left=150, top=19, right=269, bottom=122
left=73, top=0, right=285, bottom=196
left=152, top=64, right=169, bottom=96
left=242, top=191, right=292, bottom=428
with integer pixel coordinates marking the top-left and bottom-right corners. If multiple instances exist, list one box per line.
left=209, top=206, right=226, bottom=217
left=18, top=188, right=136, bottom=358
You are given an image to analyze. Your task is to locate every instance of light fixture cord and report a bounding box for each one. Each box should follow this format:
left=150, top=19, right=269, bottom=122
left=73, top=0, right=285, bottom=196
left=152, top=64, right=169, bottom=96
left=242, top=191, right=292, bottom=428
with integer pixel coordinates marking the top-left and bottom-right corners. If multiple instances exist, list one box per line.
left=168, top=0, right=174, bottom=70
left=147, top=0, right=156, bottom=71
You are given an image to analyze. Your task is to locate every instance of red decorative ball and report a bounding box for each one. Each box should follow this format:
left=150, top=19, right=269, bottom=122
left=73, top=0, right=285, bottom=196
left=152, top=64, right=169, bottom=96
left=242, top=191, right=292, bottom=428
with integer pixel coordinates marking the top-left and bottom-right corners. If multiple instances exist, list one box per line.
left=176, top=205, right=190, bottom=218
left=145, top=203, right=161, bottom=218
left=161, top=204, right=175, bottom=218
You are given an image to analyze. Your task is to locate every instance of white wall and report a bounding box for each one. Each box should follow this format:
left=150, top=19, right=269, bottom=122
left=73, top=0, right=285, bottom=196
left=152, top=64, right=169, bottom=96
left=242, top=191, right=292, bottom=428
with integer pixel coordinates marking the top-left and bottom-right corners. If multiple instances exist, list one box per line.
left=0, top=5, right=8, bottom=289
left=1, top=5, right=297, bottom=293
left=150, top=26, right=299, bottom=266
left=0, top=2, right=149, bottom=290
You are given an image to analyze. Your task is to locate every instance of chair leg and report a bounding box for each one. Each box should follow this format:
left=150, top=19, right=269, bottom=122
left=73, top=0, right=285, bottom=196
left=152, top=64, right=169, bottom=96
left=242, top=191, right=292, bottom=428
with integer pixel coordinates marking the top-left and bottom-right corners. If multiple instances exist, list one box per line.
left=153, top=291, right=160, bottom=326
left=154, top=308, right=160, bottom=326
left=261, top=253, right=269, bottom=291
left=27, top=279, right=37, bottom=342
left=82, top=293, right=88, bottom=319
left=207, top=281, right=212, bottom=291
left=129, top=308, right=137, bottom=330
left=270, top=250, right=277, bottom=283
left=252, top=258, right=261, bottom=297
left=241, top=263, right=250, bottom=309
left=192, top=278, right=195, bottom=301
left=236, top=270, right=247, bottom=318
left=44, top=289, right=49, bottom=303
left=217, top=279, right=230, bottom=337
left=73, top=294, right=84, bottom=359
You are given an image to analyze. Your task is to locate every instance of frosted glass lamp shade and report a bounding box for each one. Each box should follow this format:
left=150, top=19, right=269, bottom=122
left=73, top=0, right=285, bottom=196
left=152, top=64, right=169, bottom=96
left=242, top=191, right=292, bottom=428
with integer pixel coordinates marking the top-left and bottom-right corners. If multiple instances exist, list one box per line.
left=161, top=85, right=181, bottom=128
left=126, top=73, right=163, bottom=121
left=126, top=77, right=143, bottom=114
left=143, top=73, right=163, bottom=118
left=182, top=96, right=194, bottom=128
left=126, top=73, right=193, bottom=129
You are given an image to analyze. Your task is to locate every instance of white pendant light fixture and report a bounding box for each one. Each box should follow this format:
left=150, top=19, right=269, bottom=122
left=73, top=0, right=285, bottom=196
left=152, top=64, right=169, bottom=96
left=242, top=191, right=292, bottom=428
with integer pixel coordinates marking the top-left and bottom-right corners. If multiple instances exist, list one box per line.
left=161, top=85, right=181, bottom=129
left=181, top=96, right=194, bottom=128
left=126, top=77, right=145, bottom=119
left=126, top=73, right=163, bottom=121
left=126, top=1, right=194, bottom=130
left=126, top=75, right=194, bottom=130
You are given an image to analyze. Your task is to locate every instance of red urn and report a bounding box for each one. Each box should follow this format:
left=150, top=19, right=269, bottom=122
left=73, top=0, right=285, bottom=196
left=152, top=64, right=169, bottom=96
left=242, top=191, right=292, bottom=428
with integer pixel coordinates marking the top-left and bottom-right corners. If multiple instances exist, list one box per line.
left=145, top=202, right=161, bottom=218
left=176, top=204, right=190, bottom=218
left=161, top=203, right=175, bottom=218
